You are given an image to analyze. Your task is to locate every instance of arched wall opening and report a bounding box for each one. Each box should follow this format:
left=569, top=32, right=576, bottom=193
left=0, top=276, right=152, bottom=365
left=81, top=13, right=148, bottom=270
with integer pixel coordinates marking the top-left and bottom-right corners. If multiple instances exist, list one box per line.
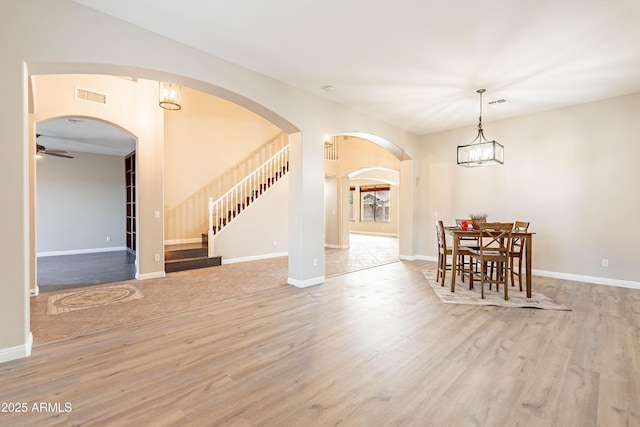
left=26, top=67, right=303, bottom=298
left=323, top=133, right=414, bottom=261
left=33, top=116, right=137, bottom=293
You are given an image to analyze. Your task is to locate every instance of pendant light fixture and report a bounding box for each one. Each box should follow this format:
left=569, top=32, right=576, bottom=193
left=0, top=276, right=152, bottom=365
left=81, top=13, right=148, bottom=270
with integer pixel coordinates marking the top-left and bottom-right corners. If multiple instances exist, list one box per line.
left=457, top=89, right=504, bottom=167
left=159, top=82, right=182, bottom=110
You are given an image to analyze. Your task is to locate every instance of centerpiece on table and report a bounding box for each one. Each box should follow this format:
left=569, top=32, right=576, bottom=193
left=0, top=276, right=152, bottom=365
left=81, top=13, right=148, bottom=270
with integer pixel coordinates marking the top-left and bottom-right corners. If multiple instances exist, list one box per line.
left=469, top=213, right=488, bottom=229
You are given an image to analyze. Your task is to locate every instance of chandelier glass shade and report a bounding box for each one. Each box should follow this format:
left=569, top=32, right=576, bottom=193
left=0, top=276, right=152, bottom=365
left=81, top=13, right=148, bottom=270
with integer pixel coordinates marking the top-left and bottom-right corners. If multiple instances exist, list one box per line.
left=457, top=89, right=504, bottom=167
left=159, top=82, right=182, bottom=110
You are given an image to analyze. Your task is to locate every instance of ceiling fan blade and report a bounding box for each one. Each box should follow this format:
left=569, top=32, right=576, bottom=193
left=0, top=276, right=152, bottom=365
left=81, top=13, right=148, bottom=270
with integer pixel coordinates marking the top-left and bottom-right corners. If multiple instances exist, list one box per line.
left=44, top=149, right=70, bottom=154
left=44, top=152, right=75, bottom=159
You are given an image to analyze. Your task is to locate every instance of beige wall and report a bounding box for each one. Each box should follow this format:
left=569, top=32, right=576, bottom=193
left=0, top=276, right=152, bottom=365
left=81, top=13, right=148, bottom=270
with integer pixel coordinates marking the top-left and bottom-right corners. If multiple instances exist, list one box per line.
left=418, top=92, right=640, bottom=284
left=164, top=87, right=285, bottom=242
left=36, top=151, right=126, bottom=253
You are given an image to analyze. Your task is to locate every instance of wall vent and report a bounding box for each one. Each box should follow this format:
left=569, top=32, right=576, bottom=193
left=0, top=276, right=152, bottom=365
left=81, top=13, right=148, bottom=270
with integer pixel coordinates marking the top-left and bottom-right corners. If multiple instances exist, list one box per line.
left=75, top=87, right=107, bottom=105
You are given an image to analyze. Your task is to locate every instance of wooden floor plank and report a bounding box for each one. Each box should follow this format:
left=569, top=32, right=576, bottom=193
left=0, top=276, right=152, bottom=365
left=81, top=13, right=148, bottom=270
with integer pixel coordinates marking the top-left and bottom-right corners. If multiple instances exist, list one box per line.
left=1, top=260, right=639, bottom=426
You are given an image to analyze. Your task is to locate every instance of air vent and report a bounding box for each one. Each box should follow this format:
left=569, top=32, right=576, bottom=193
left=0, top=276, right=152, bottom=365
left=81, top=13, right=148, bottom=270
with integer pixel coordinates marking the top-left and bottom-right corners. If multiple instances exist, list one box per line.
left=75, top=87, right=107, bottom=105
left=488, top=99, right=507, bottom=105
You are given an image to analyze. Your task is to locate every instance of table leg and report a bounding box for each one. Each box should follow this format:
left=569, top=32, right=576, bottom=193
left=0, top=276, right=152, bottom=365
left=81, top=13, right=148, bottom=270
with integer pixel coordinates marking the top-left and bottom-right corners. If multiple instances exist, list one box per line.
left=451, top=235, right=459, bottom=292
left=525, top=234, right=532, bottom=298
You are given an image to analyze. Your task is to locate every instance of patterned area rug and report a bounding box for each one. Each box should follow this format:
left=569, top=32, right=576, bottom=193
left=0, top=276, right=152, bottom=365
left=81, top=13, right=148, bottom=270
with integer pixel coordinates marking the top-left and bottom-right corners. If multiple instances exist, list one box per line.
left=47, top=284, right=144, bottom=315
left=422, top=270, right=570, bottom=310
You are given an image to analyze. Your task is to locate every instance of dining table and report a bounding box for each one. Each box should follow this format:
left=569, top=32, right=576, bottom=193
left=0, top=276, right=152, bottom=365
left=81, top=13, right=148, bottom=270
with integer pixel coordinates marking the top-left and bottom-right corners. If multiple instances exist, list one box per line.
left=444, top=226, right=535, bottom=298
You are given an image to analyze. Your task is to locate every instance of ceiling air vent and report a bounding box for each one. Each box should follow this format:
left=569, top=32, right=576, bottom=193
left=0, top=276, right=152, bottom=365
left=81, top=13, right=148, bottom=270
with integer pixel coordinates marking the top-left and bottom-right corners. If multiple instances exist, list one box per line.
left=488, top=98, right=507, bottom=105
left=75, top=87, right=107, bottom=105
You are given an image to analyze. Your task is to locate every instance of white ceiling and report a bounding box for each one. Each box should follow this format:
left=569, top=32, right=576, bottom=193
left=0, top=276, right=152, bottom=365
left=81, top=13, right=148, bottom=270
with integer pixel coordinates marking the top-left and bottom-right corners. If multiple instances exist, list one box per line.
left=70, top=0, right=640, bottom=137
left=37, top=117, right=136, bottom=157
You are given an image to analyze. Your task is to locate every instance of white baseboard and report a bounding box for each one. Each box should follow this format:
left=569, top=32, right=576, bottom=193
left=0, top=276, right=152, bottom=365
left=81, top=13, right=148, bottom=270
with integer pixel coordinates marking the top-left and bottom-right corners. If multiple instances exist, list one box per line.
left=288, top=275, right=325, bottom=288
left=30, top=286, right=39, bottom=296
left=324, top=244, right=349, bottom=249
left=413, top=255, right=640, bottom=290
left=532, top=269, right=640, bottom=290
left=37, top=246, right=127, bottom=257
left=0, top=333, right=32, bottom=364
left=136, top=271, right=166, bottom=280
left=221, top=252, right=288, bottom=265
left=350, top=231, right=399, bottom=237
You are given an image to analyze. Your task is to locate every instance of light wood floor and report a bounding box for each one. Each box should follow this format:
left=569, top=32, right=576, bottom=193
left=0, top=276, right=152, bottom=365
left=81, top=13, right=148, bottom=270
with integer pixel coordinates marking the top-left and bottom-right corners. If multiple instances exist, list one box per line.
left=2, top=260, right=639, bottom=426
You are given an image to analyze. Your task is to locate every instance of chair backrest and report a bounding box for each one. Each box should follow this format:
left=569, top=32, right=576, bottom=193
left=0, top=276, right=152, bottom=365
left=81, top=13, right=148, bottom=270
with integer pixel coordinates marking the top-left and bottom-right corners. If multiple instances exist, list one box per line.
left=435, top=220, right=447, bottom=253
left=511, top=221, right=530, bottom=252
left=478, top=222, right=513, bottom=255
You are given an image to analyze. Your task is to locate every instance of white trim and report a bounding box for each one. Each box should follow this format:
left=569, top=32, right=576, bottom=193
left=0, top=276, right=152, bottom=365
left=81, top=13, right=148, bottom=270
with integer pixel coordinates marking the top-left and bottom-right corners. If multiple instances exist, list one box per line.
left=288, top=276, right=325, bottom=288
left=324, top=244, right=349, bottom=249
left=350, top=231, right=399, bottom=237
left=0, top=333, right=32, bottom=364
left=413, top=255, right=436, bottom=262
left=413, top=255, right=640, bottom=290
left=532, top=269, right=640, bottom=290
left=37, top=246, right=127, bottom=257
left=222, top=252, right=288, bottom=265
left=30, top=285, right=39, bottom=296
left=136, top=271, right=166, bottom=280
left=164, top=237, right=202, bottom=246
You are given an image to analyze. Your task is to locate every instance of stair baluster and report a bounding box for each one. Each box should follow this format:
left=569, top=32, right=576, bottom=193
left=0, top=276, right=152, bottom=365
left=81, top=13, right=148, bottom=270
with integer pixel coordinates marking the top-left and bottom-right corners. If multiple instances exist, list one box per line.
left=207, top=145, right=289, bottom=255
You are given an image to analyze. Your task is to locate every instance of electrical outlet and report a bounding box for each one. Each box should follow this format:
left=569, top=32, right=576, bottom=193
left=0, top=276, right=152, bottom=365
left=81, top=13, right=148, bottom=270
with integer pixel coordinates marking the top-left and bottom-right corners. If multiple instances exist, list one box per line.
left=155, top=254, right=160, bottom=262
left=313, top=258, right=318, bottom=267
left=602, top=259, right=608, bottom=267
left=106, top=236, right=111, bottom=242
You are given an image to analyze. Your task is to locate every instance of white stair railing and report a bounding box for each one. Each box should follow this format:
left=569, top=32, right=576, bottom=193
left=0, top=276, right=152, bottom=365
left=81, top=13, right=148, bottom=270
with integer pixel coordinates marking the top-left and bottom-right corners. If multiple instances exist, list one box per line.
left=207, top=145, right=289, bottom=257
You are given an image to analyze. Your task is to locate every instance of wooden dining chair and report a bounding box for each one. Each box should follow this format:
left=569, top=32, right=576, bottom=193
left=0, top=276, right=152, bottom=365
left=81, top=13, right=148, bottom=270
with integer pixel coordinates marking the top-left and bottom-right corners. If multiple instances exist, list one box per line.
left=455, top=218, right=479, bottom=281
left=435, top=220, right=452, bottom=287
left=466, top=222, right=513, bottom=300
left=510, top=221, right=530, bottom=291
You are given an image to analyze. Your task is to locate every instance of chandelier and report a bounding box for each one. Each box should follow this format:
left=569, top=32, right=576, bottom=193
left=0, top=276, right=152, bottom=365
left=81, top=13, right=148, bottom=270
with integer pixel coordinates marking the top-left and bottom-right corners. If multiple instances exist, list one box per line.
left=159, top=82, right=182, bottom=110
left=457, top=89, right=504, bottom=167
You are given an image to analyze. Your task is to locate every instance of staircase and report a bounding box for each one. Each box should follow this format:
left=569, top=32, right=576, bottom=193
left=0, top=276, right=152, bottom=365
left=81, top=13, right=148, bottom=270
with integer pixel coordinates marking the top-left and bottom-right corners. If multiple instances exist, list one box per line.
left=206, top=145, right=289, bottom=238
left=164, top=243, right=222, bottom=273
left=166, top=145, right=289, bottom=273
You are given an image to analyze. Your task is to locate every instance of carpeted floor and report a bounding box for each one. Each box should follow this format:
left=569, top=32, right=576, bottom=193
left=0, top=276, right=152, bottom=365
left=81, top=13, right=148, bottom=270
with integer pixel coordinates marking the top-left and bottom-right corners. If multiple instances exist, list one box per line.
left=422, top=270, right=571, bottom=310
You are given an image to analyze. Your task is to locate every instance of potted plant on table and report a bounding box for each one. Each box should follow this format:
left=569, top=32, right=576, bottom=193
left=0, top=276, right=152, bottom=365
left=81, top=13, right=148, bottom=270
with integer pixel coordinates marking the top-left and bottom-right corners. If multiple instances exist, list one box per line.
left=469, top=213, right=488, bottom=229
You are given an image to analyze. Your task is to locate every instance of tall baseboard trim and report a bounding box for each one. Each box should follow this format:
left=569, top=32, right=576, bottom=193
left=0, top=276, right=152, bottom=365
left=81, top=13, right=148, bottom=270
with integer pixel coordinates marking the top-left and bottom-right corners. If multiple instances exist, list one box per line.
left=37, top=246, right=127, bottom=257
left=413, top=255, right=437, bottom=262
left=532, top=269, right=640, bottom=290
left=288, top=276, right=324, bottom=288
left=222, top=252, right=288, bottom=265
left=136, top=271, right=166, bottom=280
left=30, top=286, right=39, bottom=296
left=0, top=333, right=32, bottom=364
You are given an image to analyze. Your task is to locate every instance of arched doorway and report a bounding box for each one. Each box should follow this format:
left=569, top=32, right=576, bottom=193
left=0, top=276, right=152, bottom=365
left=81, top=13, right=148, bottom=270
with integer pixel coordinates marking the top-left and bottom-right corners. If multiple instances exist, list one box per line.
left=323, top=133, right=413, bottom=276
left=34, top=116, right=137, bottom=292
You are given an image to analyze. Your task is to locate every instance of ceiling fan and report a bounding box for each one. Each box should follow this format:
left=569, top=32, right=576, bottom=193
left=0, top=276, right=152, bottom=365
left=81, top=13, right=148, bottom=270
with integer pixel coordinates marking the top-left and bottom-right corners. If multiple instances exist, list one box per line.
left=36, top=134, right=74, bottom=159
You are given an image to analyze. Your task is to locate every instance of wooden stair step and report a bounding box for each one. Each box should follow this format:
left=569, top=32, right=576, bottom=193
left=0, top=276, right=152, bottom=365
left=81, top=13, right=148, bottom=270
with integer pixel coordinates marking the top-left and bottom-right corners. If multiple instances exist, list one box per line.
left=165, top=256, right=222, bottom=273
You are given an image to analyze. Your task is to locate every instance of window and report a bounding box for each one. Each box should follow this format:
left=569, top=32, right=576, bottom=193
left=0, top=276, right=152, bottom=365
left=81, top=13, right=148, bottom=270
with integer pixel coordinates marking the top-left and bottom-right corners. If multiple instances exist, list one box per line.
left=360, top=185, right=390, bottom=222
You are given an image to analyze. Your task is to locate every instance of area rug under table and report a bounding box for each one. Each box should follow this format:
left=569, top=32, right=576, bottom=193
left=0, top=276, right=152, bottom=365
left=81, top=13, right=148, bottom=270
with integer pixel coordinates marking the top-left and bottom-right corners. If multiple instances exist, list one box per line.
left=422, top=270, right=570, bottom=311
left=47, top=284, right=144, bottom=315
